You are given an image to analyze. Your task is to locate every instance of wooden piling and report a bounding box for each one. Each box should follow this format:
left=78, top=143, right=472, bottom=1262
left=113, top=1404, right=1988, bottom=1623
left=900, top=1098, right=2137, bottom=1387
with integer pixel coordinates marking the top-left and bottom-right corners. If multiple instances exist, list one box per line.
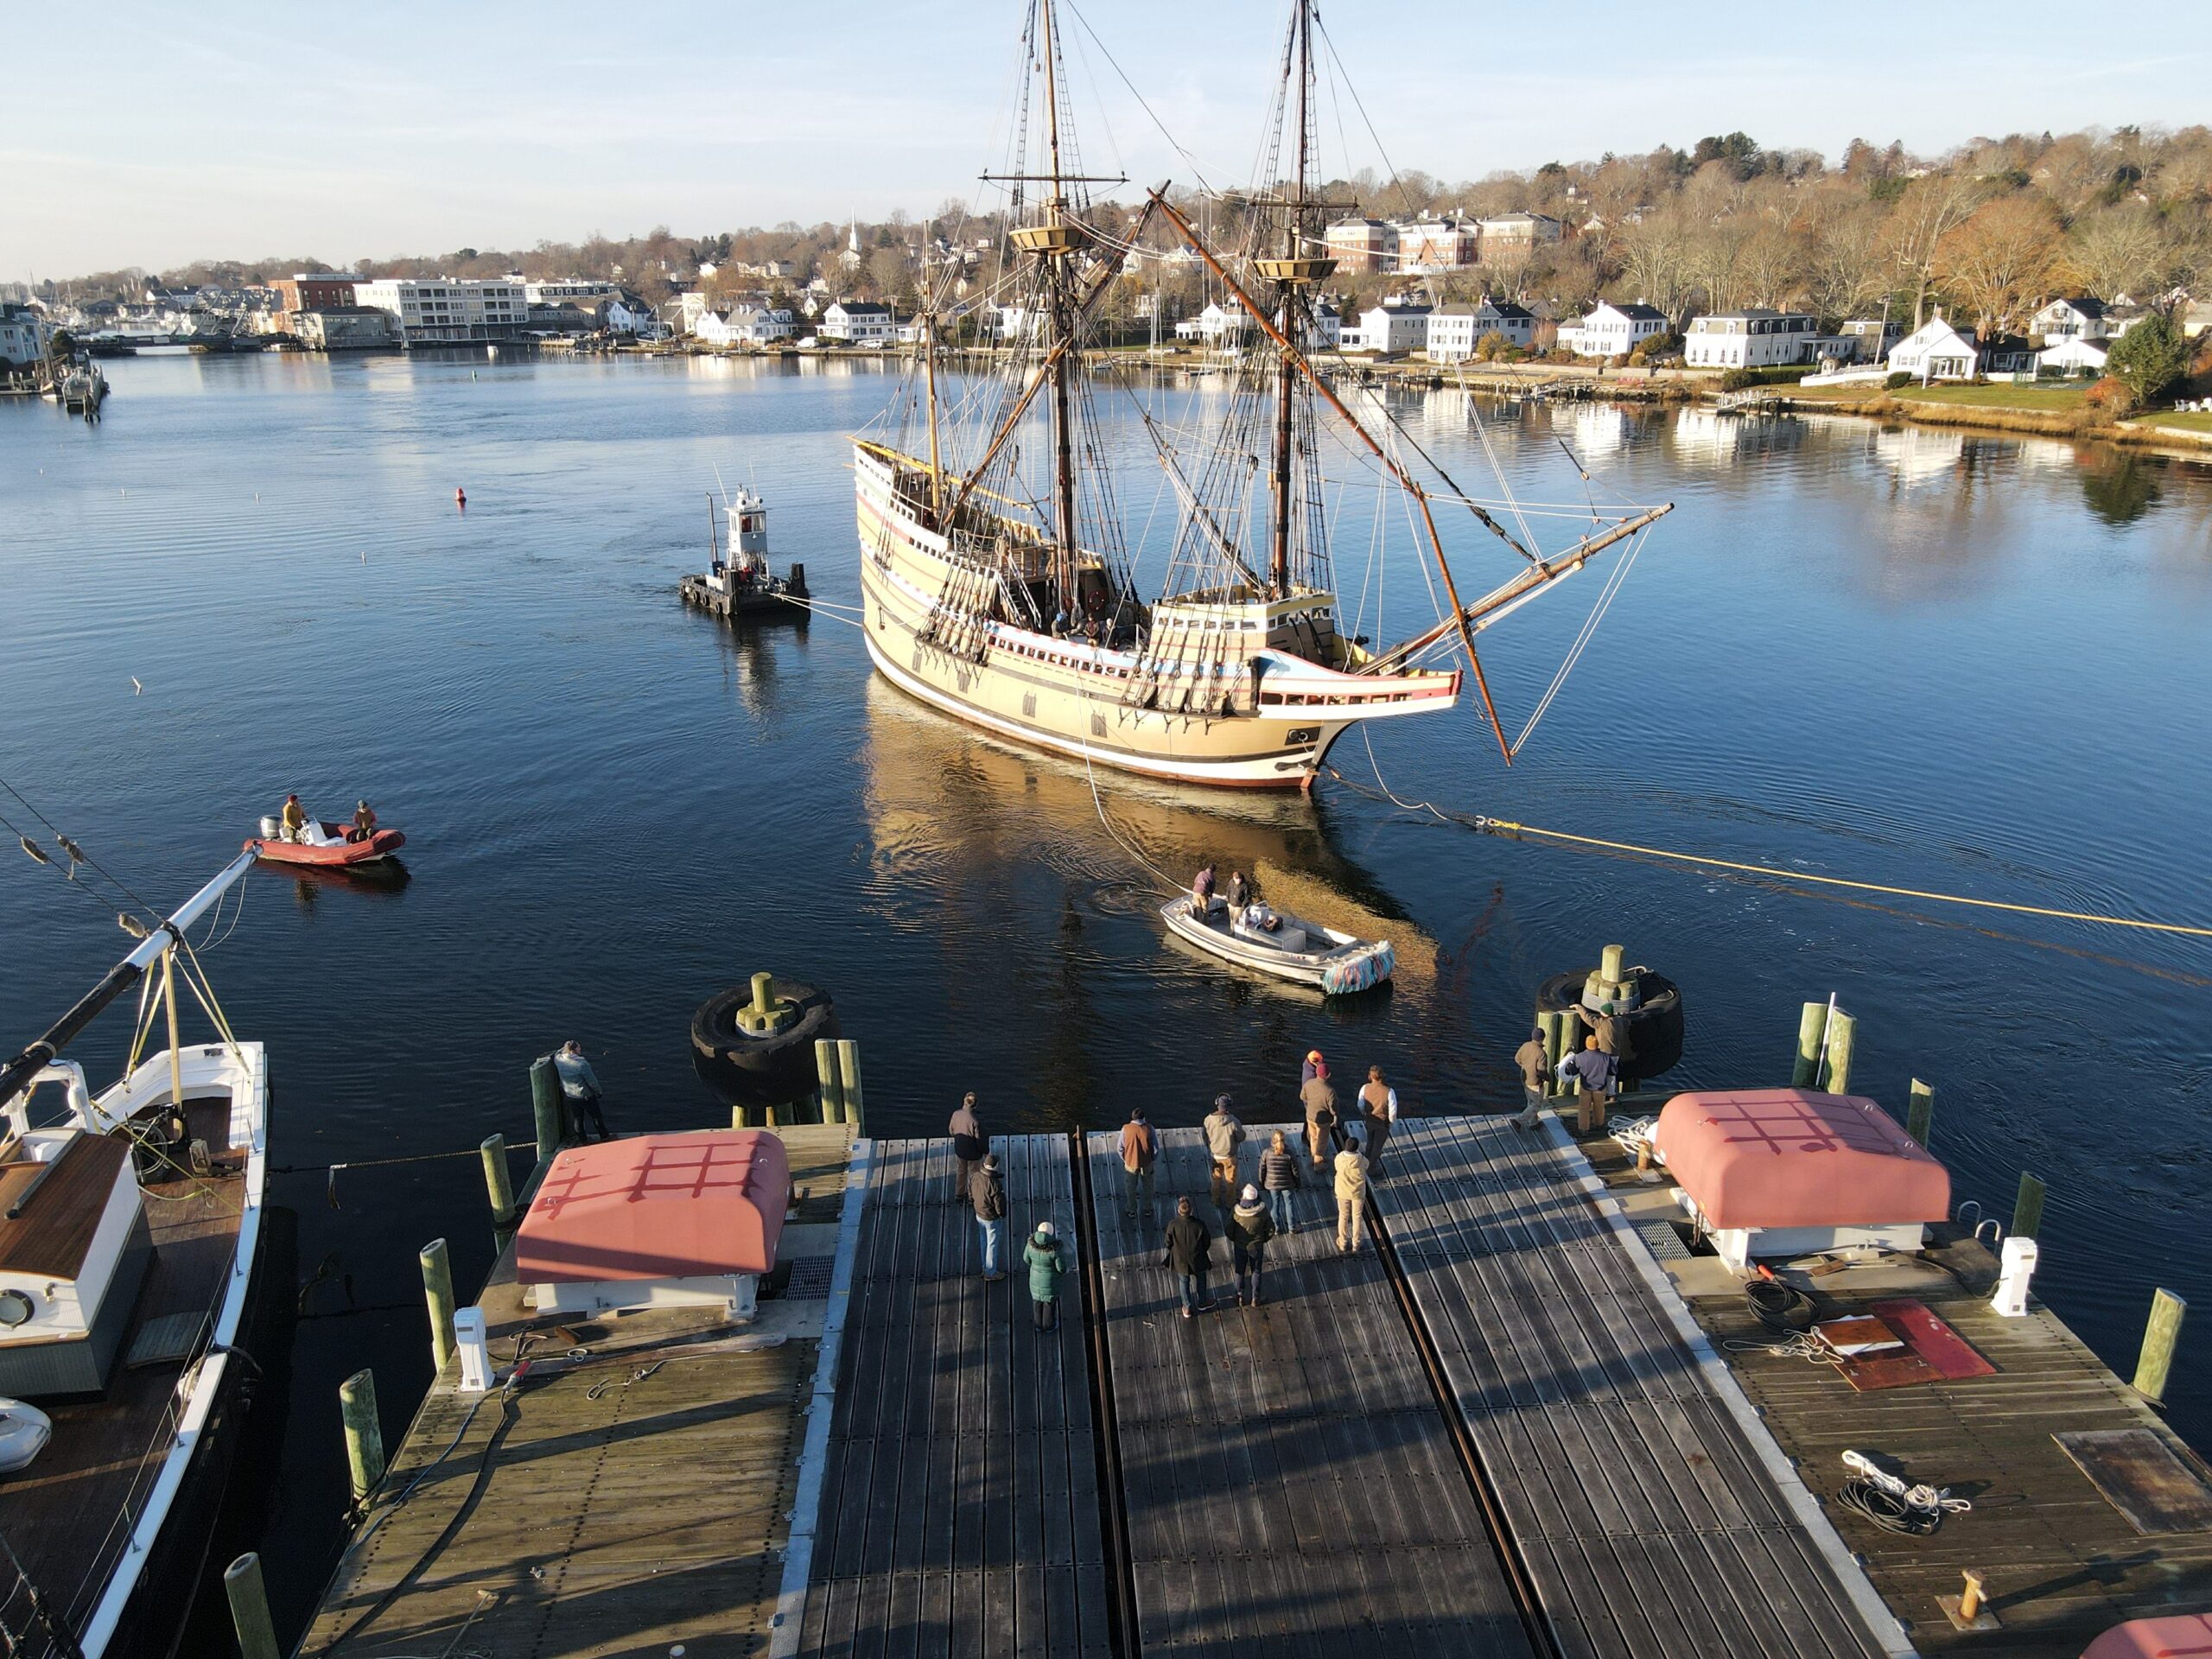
left=529, top=1056, right=566, bottom=1162
left=480, top=1134, right=517, bottom=1248
left=837, top=1039, right=866, bottom=1134
left=1599, top=944, right=1625, bottom=986
left=816, top=1039, right=845, bottom=1124
left=731, top=1103, right=756, bottom=1129
left=2013, top=1172, right=2046, bottom=1241
left=420, top=1239, right=457, bottom=1375
left=225, top=1553, right=281, bottom=1659
left=1819, top=1008, right=1856, bottom=1095
left=340, top=1368, right=385, bottom=1500
left=1793, top=1001, right=1828, bottom=1087
left=2133, top=1288, right=2187, bottom=1404
left=1958, top=1570, right=1986, bottom=1623
left=1907, top=1078, right=1935, bottom=1147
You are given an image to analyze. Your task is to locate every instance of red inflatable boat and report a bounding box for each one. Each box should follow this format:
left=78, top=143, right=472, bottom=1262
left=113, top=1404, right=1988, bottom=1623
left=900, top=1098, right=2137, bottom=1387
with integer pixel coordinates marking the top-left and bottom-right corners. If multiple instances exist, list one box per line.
left=244, top=822, right=406, bottom=867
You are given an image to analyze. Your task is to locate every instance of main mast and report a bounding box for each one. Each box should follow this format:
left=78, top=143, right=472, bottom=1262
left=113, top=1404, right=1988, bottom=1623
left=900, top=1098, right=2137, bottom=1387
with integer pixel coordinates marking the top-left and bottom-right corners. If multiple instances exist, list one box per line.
left=1256, top=0, right=1331, bottom=597
left=1017, top=0, right=1084, bottom=605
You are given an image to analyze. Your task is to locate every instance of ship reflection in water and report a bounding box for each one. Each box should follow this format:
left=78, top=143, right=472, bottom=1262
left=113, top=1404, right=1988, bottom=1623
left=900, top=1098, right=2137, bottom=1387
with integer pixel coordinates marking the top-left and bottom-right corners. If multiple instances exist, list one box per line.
left=858, top=676, right=1446, bottom=1042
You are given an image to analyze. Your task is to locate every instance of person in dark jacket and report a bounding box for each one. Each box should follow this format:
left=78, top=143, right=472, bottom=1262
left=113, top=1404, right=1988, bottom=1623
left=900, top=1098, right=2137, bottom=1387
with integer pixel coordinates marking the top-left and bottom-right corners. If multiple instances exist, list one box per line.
left=1224, top=1185, right=1276, bottom=1307
left=949, top=1092, right=986, bottom=1204
left=1023, top=1221, right=1072, bottom=1331
left=1511, top=1027, right=1549, bottom=1128
left=1558, top=1038, right=1618, bottom=1135
left=1260, top=1129, right=1303, bottom=1234
left=1300, top=1063, right=1338, bottom=1170
left=1357, top=1065, right=1398, bottom=1176
left=554, top=1041, right=611, bottom=1141
left=972, top=1151, right=1008, bottom=1281
left=1162, top=1197, right=1214, bottom=1319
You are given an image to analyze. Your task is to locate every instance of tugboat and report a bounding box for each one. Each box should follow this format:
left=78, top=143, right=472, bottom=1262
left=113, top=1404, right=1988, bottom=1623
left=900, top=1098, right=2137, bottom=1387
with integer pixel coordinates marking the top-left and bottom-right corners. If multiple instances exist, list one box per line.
left=679, top=488, right=808, bottom=620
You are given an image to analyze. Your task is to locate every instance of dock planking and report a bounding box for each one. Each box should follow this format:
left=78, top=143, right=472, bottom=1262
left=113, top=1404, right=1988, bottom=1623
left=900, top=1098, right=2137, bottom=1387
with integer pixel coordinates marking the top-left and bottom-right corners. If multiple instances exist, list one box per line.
left=798, top=1133, right=1110, bottom=1659
left=296, top=1122, right=855, bottom=1659
left=1373, top=1116, right=1892, bottom=1659
left=1084, top=1125, right=1540, bottom=1659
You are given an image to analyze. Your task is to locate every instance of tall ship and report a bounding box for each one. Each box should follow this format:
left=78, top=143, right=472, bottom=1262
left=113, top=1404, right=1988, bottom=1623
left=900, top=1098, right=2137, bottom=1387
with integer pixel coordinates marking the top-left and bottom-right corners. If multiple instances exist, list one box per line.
left=854, top=0, right=1671, bottom=789
left=0, top=854, right=270, bottom=1659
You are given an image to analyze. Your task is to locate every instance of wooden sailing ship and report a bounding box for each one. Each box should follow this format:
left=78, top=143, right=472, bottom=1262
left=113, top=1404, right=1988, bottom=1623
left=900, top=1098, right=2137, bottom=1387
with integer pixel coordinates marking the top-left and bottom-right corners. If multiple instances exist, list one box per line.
left=853, top=0, right=1670, bottom=790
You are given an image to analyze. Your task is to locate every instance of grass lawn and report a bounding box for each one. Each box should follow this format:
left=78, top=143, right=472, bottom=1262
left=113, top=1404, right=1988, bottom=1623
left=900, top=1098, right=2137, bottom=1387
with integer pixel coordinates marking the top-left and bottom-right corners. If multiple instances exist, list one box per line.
left=1891, top=383, right=2088, bottom=410
left=2136, top=409, right=2212, bottom=434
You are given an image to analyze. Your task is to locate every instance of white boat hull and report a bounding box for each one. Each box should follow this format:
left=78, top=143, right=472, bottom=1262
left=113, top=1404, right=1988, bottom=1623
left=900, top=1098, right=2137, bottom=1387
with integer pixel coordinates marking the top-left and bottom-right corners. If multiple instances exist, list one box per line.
left=1161, top=896, right=1395, bottom=994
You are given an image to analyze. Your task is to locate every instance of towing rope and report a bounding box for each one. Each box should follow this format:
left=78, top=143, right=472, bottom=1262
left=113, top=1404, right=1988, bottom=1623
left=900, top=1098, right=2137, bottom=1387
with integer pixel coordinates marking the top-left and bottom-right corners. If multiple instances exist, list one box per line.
left=1322, top=767, right=2212, bottom=941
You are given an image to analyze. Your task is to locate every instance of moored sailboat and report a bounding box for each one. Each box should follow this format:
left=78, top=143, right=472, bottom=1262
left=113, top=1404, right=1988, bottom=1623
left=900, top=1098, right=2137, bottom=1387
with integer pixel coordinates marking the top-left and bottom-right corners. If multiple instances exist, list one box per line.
left=854, top=0, right=1671, bottom=791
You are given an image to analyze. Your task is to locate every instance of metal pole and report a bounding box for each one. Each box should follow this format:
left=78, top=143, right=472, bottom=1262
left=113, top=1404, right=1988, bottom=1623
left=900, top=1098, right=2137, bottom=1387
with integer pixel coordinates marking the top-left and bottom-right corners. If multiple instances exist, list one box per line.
left=162, top=946, right=185, bottom=1116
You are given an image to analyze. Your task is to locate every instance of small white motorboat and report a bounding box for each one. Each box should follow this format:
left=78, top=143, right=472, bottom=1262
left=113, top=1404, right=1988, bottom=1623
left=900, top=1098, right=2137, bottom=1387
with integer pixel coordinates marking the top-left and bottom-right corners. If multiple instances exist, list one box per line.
left=1161, top=894, right=1395, bottom=995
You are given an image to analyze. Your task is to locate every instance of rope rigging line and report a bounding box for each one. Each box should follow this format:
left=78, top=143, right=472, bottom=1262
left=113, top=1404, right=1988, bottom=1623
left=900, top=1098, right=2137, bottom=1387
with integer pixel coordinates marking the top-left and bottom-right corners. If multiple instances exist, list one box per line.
left=1319, top=763, right=2212, bottom=941
left=1508, top=529, right=1647, bottom=757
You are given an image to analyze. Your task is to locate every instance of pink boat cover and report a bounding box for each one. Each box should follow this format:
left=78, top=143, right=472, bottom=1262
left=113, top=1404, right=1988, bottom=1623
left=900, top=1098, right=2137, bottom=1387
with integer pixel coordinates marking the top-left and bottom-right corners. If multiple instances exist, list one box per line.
left=2082, top=1614, right=2212, bottom=1659
left=1655, top=1089, right=1949, bottom=1230
left=515, top=1130, right=790, bottom=1283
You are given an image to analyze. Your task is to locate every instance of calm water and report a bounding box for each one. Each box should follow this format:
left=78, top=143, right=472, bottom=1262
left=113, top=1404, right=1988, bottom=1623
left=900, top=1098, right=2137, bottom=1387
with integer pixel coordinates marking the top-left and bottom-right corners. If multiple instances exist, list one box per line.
left=3, top=353, right=2209, bottom=1635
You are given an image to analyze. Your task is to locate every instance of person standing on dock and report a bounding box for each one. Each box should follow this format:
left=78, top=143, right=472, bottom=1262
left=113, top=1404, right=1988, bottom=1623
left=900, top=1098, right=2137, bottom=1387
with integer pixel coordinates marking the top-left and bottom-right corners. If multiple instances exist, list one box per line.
left=1225, top=1185, right=1275, bottom=1306
left=1300, top=1062, right=1338, bottom=1171
left=554, top=1041, right=611, bottom=1141
left=1203, top=1095, right=1245, bottom=1207
left=1261, top=1130, right=1303, bottom=1234
left=1512, top=1027, right=1549, bottom=1130
left=949, top=1092, right=986, bottom=1205
left=1358, top=1065, right=1398, bottom=1176
left=1120, top=1107, right=1160, bottom=1224
left=1300, top=1048, right=1325, bottom=1084
left=1333, top=1142, right=1370, bottom=1255
left=973, top=1151, right=1008, bottom=1281
left=1163, top=1197, right=1214, bottom=1318
left=1023, top=1221, right=1071, bottom=1331
left=1592, top=1002, right=1636, bottom=1070
left=1559, top=1038, right=1618, bottom=1135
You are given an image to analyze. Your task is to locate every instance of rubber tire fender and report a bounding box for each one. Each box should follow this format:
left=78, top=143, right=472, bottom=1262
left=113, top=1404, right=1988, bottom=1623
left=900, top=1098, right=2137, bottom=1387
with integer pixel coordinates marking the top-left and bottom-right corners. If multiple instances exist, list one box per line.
left=1534, top=969, right=1684, bottom=1085
left=690, top=980, right=841, bottom=1104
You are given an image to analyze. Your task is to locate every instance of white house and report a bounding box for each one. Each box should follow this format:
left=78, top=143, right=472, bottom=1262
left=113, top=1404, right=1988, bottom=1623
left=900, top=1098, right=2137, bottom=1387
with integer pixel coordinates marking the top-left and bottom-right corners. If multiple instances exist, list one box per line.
left=1557, top=301, right=1668, bottom=359
left=695, top=305, right=794, bottom=347
left=2030, top=296, right=2143, bottom=343
left=822, top=301, right=893, bottom=343
left=1174, top=302, right=1253, bottom=346
left=1339, top=302, right=1431, bottom=354
left=993, top=304, right=1047, bottom=342
left=604, top=295, right=670, bottom=340
left=0, top=303, right=50, bottom=366
left=2037, top=336, right=2109, bottom=376
left=1426, top=298, right=1535, bottom=360
left=1885, top=314, right=2034, bottom=380
left=1684, top=308, right=1819, bottom=369
left=1308, top=301, right=1341, bottom=351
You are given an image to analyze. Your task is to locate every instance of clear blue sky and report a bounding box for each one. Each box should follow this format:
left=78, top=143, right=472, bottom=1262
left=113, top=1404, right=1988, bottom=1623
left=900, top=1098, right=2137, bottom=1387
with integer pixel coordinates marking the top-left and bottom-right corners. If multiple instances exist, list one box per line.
left=5, top=0, right=2204, bottom=278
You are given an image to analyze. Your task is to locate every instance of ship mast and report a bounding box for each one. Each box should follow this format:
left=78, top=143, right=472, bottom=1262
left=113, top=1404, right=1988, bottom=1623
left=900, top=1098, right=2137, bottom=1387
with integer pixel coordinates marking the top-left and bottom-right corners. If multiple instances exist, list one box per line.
left=1036, top=0, right=1081, bottom=602
left=1262, top=0, right=1325, bottom=596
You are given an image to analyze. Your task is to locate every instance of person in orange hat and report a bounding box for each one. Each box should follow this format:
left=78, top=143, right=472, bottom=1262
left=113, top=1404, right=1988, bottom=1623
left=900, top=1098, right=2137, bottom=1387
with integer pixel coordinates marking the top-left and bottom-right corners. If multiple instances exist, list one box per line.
left=1300, top=1049, right=1325, bottom=1085
left=1300, top=1056, right=1338, bottom=1170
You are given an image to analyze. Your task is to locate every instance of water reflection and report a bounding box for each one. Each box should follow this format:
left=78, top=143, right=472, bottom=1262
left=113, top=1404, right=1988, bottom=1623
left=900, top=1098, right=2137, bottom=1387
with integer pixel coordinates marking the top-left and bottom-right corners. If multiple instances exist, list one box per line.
left=2079, top=451, right=2164, bottom=527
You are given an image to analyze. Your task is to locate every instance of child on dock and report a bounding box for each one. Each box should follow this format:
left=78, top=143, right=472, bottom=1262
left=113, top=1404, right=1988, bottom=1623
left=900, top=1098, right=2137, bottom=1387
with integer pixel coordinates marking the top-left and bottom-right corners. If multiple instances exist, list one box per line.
left=1023, top=1221, right=1072, bottom=1331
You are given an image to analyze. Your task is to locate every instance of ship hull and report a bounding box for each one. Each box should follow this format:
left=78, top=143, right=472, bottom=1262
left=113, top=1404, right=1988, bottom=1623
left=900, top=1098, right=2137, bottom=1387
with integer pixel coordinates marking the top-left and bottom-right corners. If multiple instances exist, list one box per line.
left=854, top=446, right=1456, bottom=790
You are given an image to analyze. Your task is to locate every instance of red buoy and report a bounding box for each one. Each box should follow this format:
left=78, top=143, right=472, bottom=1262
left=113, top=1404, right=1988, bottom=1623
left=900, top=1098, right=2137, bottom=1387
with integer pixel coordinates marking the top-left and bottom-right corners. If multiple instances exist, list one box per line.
left=454, top=486, right=467, bottom=509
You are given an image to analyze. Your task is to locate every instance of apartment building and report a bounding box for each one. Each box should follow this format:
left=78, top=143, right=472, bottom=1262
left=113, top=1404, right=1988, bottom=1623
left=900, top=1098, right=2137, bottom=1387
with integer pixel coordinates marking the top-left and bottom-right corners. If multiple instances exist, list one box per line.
left=1426, top=298, right=1536, bottom=360
left=1684, top=308, right=1819, bottom=368
left=1323, top=218, right=1396, bottom=273
left=352, top=278, right=527, bottom=344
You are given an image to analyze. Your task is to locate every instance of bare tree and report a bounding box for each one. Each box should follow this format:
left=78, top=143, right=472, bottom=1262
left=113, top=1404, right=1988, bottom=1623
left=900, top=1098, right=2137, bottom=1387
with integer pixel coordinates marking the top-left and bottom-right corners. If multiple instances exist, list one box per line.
left=1934, top=194, right=2063, bottom=336
left=1878, top=172, right=1986, bottom=325
left=2063, top=205, right=2173, bottom=300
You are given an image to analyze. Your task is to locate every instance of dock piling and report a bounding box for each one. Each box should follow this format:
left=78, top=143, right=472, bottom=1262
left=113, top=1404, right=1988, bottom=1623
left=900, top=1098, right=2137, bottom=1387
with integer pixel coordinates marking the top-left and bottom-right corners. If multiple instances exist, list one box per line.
left=2012, top=1172, right=2046, bottom=1241
left=836, top=1039, right=865, bottom=1134
left=1907, top=1078, right=1936, bottom=1147
left=340, top=1368, right=385, bottom=1500
left=731, top=1103, right=755, bottom=1129
left=1793, top=1001, right=1828, bottom=1087
left=529, top=1056, right=566, bottom=1163
left=224, top=1554, right=281, bottom=1659
left=1818, top=1007, right=1857, bottom=1095
left=480, top=1134, right=517, bottom=1248
left=420, top=1238, right=457, bottom=1374
left=2133, top=1288, right=2187, bottom=1404
left=816, top=1038, right=845, bottom=1124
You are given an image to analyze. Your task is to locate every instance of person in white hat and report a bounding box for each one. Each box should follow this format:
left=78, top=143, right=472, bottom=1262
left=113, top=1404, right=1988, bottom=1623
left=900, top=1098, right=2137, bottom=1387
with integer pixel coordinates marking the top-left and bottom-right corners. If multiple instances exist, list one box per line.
left=1022, top=1218, right=1072, bottom=1330
left=1225, top=1184, right=1276, bottom=1307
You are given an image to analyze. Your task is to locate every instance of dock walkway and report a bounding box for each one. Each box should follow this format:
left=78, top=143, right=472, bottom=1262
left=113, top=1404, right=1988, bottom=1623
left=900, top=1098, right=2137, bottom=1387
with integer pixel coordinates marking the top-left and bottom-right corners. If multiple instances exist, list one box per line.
left=1376, top=1116, right=1896, bottom=1659
left=1084, top=1126, right=1541, bottom=1659
left=797, top=1134, right=1111, bottom=1659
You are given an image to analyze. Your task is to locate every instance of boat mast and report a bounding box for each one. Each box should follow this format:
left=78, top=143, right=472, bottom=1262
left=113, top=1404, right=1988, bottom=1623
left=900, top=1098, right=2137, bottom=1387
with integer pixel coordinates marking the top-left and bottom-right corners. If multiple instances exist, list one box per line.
left=1265, top=0, right=1321, bottom=596
left=1038, top=0, right=1080, bottom=603
left=924, top=312, right=945, bottom=524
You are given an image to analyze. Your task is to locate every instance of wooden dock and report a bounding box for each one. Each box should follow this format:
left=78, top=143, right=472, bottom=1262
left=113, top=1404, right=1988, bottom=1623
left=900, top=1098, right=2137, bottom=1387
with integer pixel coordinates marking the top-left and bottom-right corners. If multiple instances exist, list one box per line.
left=794, top=1135, right=1111, bottom=1658
left=1375, top=1116, right=1898, bottom=1659
left=295, top=1123, right=857, bottom=1659
left=1084, top=1125, right=1541, bottom=1657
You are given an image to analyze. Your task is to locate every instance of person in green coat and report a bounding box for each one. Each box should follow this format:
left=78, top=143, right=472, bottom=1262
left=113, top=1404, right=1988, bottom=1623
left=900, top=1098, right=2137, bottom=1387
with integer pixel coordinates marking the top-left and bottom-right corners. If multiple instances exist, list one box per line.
left=1022, top=1220, right=1073, bottom=1331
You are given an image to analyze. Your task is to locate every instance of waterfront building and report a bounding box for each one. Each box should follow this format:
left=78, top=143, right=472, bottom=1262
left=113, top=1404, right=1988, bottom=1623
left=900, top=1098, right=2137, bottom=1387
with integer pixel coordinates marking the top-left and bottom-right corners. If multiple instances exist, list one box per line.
left=1475, top=212, right=1563, bottom=261
left=1392, top=213, right=1478, bottom=271
left=1309, top=300, right=1341, bottom=350
left=1426, top=298, right=1535, bottom=360
left=0, top=302, right=50, bottom=365
left=1339, top=300, right=1432, bottom=354
left=1175, top=302, right=1255, bottom=346
left=1323, top=217, right=1396, bottom=272
left=603, top=295, right=669, bottom=340
left=1557, top=300, right=1668, bottom=359
left=993, top=304, right=1047, bottom=342
left=1835, top=318, right=1900, bottom=362
left=353, top=277, right=526, bottom=345
left=2030, top=296, right=2143, bottom=343
left=696, top=306, right=795, bottom=347
left=293, top=307, right=397, bottom=351
left=1683, top=308, right=1819, bottom=368
left=1885, top=313, right=2035, bottom=380
left=2037, top=335, right=2110, bottom=376
left=822, top=301, right=894, bottom=343
left=272, top=273, right=359, bottom=314
left=524, top=279, right=620, bottom=305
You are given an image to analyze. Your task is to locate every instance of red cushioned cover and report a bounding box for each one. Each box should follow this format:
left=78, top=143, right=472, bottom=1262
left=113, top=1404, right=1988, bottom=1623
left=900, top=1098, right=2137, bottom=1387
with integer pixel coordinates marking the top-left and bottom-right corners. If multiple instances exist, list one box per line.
left=1654, top=1089, right=1949, bottom=1230
left=514, top=1130, right=789, bottom=1282
left=2082, top=1614, right=2212, bottom=1659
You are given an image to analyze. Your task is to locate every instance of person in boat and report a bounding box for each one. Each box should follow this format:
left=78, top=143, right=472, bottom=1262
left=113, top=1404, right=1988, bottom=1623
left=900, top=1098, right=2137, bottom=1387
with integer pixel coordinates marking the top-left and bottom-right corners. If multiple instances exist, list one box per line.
left=1241, top=901, right=1284, bottom=935
left=1051, top=606, right=1071, bottom=638
left=554, top=1041, right=611, bottom=1141
left=280, top=793, right=308, bottom=843
left=1191, top=863, right=1217, bottom=916
left=1225, top=870, right=1250, bottom=920
left=347, top=800, right=378, bottom=843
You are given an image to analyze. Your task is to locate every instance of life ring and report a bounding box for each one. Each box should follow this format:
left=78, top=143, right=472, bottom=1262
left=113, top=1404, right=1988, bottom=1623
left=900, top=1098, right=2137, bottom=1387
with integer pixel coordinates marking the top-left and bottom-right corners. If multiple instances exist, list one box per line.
left=1535, top=968, right=1684, bottom=1084
left=690, top=979, right=840, bottom=1106
left=0, top=1399, right=53, bottom=1475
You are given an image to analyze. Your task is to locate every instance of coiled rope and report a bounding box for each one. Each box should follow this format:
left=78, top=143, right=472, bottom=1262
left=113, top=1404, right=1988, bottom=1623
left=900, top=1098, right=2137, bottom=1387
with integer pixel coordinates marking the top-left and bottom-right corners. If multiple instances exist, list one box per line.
left=1321, top=767, right=2212, bottom=941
